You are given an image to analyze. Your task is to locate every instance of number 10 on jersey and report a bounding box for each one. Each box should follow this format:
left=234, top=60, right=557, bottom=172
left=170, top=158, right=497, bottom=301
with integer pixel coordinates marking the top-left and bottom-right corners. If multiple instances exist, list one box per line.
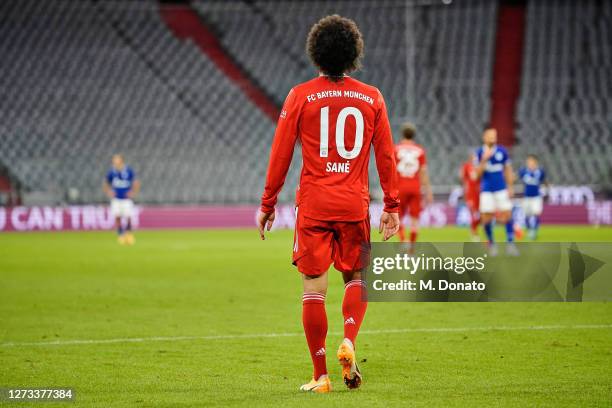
left=320, top=106, right=364, bottom=163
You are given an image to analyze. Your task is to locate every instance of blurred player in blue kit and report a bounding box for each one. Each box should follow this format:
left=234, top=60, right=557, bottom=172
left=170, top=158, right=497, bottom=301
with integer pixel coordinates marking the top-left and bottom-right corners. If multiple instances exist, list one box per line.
left=103, top=154, right=140, bottom=245
left=519, top=154, right=548, bottom=240
left=475, top=128, right=518, bottom=256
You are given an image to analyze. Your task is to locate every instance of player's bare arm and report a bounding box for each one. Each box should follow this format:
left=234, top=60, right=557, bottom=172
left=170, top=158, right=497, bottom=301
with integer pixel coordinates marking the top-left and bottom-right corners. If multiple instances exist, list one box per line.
left=128, top=179, right=141, bottom=198
left=504, top=163, right=514, bottom=197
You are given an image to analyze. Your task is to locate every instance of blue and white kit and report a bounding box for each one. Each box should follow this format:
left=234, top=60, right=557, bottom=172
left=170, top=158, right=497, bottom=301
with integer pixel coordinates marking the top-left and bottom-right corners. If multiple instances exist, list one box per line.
left=519, top=166, right=546, bottom=216
left=106, top=166, right=136, bottom=218
left=474, top=145, right=512, bottom=213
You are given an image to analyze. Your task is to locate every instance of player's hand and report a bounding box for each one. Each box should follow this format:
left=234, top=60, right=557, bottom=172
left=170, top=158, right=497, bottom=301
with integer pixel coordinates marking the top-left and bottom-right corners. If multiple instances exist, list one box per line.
left=507, top=187, right=514, bottom=198
left=257, top=209, right=275, bottom=240
left=379, top=211, right=400, bottom=241
left=482, top=146, right=494, bottom=161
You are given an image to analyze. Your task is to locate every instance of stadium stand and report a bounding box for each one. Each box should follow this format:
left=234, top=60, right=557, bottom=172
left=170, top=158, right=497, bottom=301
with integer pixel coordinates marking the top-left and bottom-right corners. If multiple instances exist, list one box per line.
left=1, top=0, right=610, bottom=205
left=515, top=0, right=612, bottom=186
left=0, top=0, right=276, bottom=204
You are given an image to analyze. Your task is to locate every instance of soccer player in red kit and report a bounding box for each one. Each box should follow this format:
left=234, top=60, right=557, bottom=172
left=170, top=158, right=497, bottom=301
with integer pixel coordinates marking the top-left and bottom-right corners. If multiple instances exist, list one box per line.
left=395, top=123, right=432, bottom=245
left=460, top=153, right=481, bottom=241
left=257, top=15, right=400, bottom=393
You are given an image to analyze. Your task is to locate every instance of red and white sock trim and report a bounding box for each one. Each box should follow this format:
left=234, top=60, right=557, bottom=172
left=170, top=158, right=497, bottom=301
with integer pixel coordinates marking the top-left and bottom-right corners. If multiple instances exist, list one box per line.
left=302, top=292, right=325, bottom=303
left=344, top=280, right=365, bottom=290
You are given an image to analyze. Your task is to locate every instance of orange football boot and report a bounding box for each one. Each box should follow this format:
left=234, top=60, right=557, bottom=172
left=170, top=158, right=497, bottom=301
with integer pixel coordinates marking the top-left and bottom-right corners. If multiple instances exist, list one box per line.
left=299, top=375, right=331, bottom=393
left=337, top=339, right=362, bottom=389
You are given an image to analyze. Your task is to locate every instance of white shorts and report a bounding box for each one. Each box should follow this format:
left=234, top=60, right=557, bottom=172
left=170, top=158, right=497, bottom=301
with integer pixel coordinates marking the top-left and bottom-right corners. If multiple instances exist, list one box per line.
left=479, top=190, right=512, bottom=213
left=110, top=198, right=134, bottom=218
left=523, top=196, right=543, bottom=216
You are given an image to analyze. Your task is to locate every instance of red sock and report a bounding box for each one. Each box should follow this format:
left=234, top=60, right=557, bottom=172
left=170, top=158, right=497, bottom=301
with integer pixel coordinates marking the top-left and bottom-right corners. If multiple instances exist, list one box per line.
left=470, top=217, right=479, bottom=234
left=302, top=293, right=327, bottom=379
left=398, top=224, right=406, bottom=241
left=342, top=280, right=368, bottom=348
left=409, top=228, right=418, bottom=243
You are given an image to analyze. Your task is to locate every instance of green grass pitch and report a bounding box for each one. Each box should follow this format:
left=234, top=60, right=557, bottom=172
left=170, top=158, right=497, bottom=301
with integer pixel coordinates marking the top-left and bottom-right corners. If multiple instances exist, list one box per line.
left=1, top=226, right=611, bottom=407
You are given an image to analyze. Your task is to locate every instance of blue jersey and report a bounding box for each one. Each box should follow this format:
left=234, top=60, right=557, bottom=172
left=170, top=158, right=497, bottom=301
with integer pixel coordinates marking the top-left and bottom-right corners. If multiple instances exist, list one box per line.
left=519, top=166, right=546, bottom=197
left=475, top=145, right=510, bottom=192
left=106, top=166, right=135, bottom=199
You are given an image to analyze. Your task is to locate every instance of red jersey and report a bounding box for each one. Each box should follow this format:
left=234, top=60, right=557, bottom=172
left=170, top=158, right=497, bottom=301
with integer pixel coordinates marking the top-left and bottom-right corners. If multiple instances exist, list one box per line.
left=461, top=161, right=480, bottom=198
left=395, top=141, right=426, bottom=193
left=261, top=76, right=399, bottom=221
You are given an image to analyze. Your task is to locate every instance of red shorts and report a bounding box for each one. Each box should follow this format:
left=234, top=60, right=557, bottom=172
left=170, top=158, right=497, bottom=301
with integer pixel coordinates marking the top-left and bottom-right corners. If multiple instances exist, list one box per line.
left=292, top=209, right=370, bottom=276
left=399, top=190, right=421, bottom=219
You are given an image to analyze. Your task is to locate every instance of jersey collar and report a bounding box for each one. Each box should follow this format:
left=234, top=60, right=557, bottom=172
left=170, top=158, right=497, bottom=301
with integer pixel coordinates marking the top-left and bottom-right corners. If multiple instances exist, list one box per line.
left=318, top=73, right=349, bottom=78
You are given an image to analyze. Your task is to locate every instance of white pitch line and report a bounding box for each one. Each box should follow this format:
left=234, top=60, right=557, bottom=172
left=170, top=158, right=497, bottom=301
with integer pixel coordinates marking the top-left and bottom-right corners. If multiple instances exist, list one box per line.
left=1, top=324, right=611, bottom=348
